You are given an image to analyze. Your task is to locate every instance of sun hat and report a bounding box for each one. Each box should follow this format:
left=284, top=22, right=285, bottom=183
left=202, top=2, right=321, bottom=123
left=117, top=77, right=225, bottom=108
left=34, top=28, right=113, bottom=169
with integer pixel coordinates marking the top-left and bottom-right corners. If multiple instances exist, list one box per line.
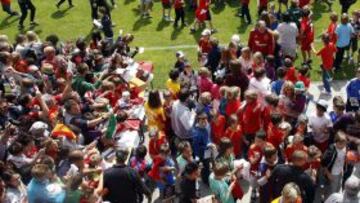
left=294, top=81, right=305, bottom=92
left=176, top=51, right=185, bottom=58
left=316, top=99, right=328, bottom=111
left=201, top=29, right=211, bottom=36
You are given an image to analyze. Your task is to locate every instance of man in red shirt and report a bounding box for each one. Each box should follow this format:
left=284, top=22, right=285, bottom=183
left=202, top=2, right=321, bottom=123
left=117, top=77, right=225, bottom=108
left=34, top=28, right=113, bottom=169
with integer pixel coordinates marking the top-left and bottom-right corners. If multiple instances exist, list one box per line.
left=248, top=20, right=274, bottom=56
left=1, top=0, right=18, bottom=16
left=316, top=33, right=337, bottom=94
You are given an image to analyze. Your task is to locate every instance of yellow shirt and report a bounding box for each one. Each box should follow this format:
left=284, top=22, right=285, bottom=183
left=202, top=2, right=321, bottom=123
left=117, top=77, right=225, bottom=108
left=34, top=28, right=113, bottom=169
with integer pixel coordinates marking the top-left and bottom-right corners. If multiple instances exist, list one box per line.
left=166, top=79, right=180, bottom=97
left=271, top=197, right=280, bottom=203
left=144, top=102, right=166, bottom=130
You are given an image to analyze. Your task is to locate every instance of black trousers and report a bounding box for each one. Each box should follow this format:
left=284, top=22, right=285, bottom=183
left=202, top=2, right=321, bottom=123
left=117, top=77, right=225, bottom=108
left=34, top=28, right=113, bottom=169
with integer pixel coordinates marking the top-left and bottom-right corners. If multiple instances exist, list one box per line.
left=57, top=0, right=73, bottom=7
left=18, top=1, right=36, bottom=26
left=174, top=8, right=185, bottom=26
left=333, top=46, right=347, bottom=70
left=241, top=4, right=251, bottom=23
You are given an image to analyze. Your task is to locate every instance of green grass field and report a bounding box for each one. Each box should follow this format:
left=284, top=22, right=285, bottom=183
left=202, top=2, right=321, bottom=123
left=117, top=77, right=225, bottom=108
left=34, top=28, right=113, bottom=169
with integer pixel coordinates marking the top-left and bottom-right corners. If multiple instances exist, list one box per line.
left=0, top=0, right=359, bottom=88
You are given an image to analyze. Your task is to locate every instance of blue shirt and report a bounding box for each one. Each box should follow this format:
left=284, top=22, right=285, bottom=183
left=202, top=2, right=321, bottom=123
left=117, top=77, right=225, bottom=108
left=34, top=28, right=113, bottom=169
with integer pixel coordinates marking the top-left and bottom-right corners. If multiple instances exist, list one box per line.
left=191, top=124, right=210, bottom=159
left=27, top=178, right=65, bottom=203
left=336, top=23, right=354, bottom=48
left=271, top=80, right=285, bottom=95
left=346, top=78, right=360, bottom=100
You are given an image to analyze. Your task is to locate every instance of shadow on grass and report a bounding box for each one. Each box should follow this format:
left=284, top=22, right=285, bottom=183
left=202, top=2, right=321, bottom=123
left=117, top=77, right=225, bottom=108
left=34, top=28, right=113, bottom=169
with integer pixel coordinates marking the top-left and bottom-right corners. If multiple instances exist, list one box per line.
left=51, top=7, right=71, bottom=19
left=236, top=18, right=249, bottom=33
left=0, top=16, right=18, bottom=30
left=211, top=3, right=226, bottom=14
left=84, top=27, right=96, bottom=41
left=171, top=26, right=186, bottom=40
left=124, top=0, right=136, bottom=5
left=333, top=63, right=356, bottom=81
left=131, top=7, right=141, bottom=15
left=132, top=18, right=152, bottom=31
left=17, top=27, right=42, bottom=36
left=312, top=2, right=327, bottom=21
left=225, top=0, right=240, bottom=8
left=156, top=19, right=171, bottom=31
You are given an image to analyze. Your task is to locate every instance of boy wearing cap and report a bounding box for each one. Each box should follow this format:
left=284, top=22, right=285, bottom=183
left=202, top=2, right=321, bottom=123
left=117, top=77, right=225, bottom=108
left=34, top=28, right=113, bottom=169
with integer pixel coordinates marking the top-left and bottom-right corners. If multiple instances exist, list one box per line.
left=309, top=100, right=333, bottom=152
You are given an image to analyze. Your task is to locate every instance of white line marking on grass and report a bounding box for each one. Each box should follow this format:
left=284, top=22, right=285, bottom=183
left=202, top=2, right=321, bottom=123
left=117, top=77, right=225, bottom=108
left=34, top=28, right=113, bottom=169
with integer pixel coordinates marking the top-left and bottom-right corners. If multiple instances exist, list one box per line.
left=144, top=44, right=197, bottom=51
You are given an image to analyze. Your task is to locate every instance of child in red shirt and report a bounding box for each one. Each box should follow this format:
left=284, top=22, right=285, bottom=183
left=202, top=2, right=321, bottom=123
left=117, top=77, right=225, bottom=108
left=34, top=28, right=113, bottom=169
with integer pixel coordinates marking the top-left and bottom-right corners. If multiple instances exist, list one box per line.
left=262, top=94, right=280, bottom=129
left=266, top=113, right=285, bottom=150
left=197, top=67, right=213, bottom=93
left=327, top=12, right=338, bottom=44
left=238, top=90, right=262, bottom=146
left=210, top=110, right=226, bottom=145
left=148, top=129, right=168, bottom=160
left=315, top=33, right=337, bottom=94
left=297, top=64, right=311, bottom=89
left=299, top=6, right=314, bottom=63
left=248, top=131, right=269, bottom=172
left=284, top=58, right=298, bottom=84
left=224, top=114, right=243, bottom=158
left=225, top=86, right=241, bottom=117
left=285, top=134, right=308, bottom=162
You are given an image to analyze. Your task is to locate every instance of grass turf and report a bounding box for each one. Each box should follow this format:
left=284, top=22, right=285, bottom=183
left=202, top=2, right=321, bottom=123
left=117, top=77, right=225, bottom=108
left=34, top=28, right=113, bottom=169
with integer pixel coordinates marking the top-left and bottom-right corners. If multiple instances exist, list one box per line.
left=0, top=0, right=359, bottom=88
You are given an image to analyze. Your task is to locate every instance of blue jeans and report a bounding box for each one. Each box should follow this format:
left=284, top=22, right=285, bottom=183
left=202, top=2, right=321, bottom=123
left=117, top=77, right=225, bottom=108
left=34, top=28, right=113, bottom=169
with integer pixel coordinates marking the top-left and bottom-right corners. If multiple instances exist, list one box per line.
left=322, top=69, right=331, bottom=93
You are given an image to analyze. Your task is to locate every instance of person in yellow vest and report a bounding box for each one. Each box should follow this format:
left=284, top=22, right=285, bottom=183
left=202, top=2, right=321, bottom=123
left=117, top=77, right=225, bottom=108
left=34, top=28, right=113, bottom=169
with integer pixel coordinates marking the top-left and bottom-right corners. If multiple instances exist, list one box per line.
left=144, top=90, right=166, bottom=131
left=271, top=182, right=302, bottom=203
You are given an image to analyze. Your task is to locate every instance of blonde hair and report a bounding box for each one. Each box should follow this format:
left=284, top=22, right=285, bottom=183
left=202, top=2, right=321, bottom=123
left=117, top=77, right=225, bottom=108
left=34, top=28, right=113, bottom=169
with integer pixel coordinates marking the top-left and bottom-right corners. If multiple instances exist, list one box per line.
left=231, top=86, right=240, bottom=99
left=219, top=86, right=229, bottom=97
left=282, top=182, right=301, bottom=202
left=198, top=67, right=210, bottom=77
left=26, top=31, right=39, bottom=42
left=31, top=164, right=50, bottom=180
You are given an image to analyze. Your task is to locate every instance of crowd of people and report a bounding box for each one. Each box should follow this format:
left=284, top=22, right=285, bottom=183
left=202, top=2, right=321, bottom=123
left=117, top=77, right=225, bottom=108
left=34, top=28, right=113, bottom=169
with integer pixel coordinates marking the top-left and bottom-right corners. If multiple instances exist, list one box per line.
left=0, top=0, right=360, bottom=202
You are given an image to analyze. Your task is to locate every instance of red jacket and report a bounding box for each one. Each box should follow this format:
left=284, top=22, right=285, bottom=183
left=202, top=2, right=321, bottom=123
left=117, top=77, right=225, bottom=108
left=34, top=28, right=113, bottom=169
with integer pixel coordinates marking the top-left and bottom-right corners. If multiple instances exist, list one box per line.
left=211, top=115, right=226, bottom=145
left=248, top=29, right=274, bottom=56
left=266, top=123, right=285, bottom=149
left=239, top=100, right=262, bottom=135
left=225, top=125, right=243, bottom=157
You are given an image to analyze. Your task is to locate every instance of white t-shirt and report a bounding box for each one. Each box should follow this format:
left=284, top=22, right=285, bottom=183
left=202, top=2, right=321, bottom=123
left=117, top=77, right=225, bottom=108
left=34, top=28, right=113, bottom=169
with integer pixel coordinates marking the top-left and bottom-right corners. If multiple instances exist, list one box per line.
left=276, top=22, right=299, bottom=49
left=248, top=77, right=271, bottom=103
left=66, top=164, right=80, bottom=177
left=309, top=114, right=332, bottom=143
left=7, top=154, right=33, bottom=169
left=239, top=57, right=252, bottom=73
left=331, top=147, right=346, bottom=175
